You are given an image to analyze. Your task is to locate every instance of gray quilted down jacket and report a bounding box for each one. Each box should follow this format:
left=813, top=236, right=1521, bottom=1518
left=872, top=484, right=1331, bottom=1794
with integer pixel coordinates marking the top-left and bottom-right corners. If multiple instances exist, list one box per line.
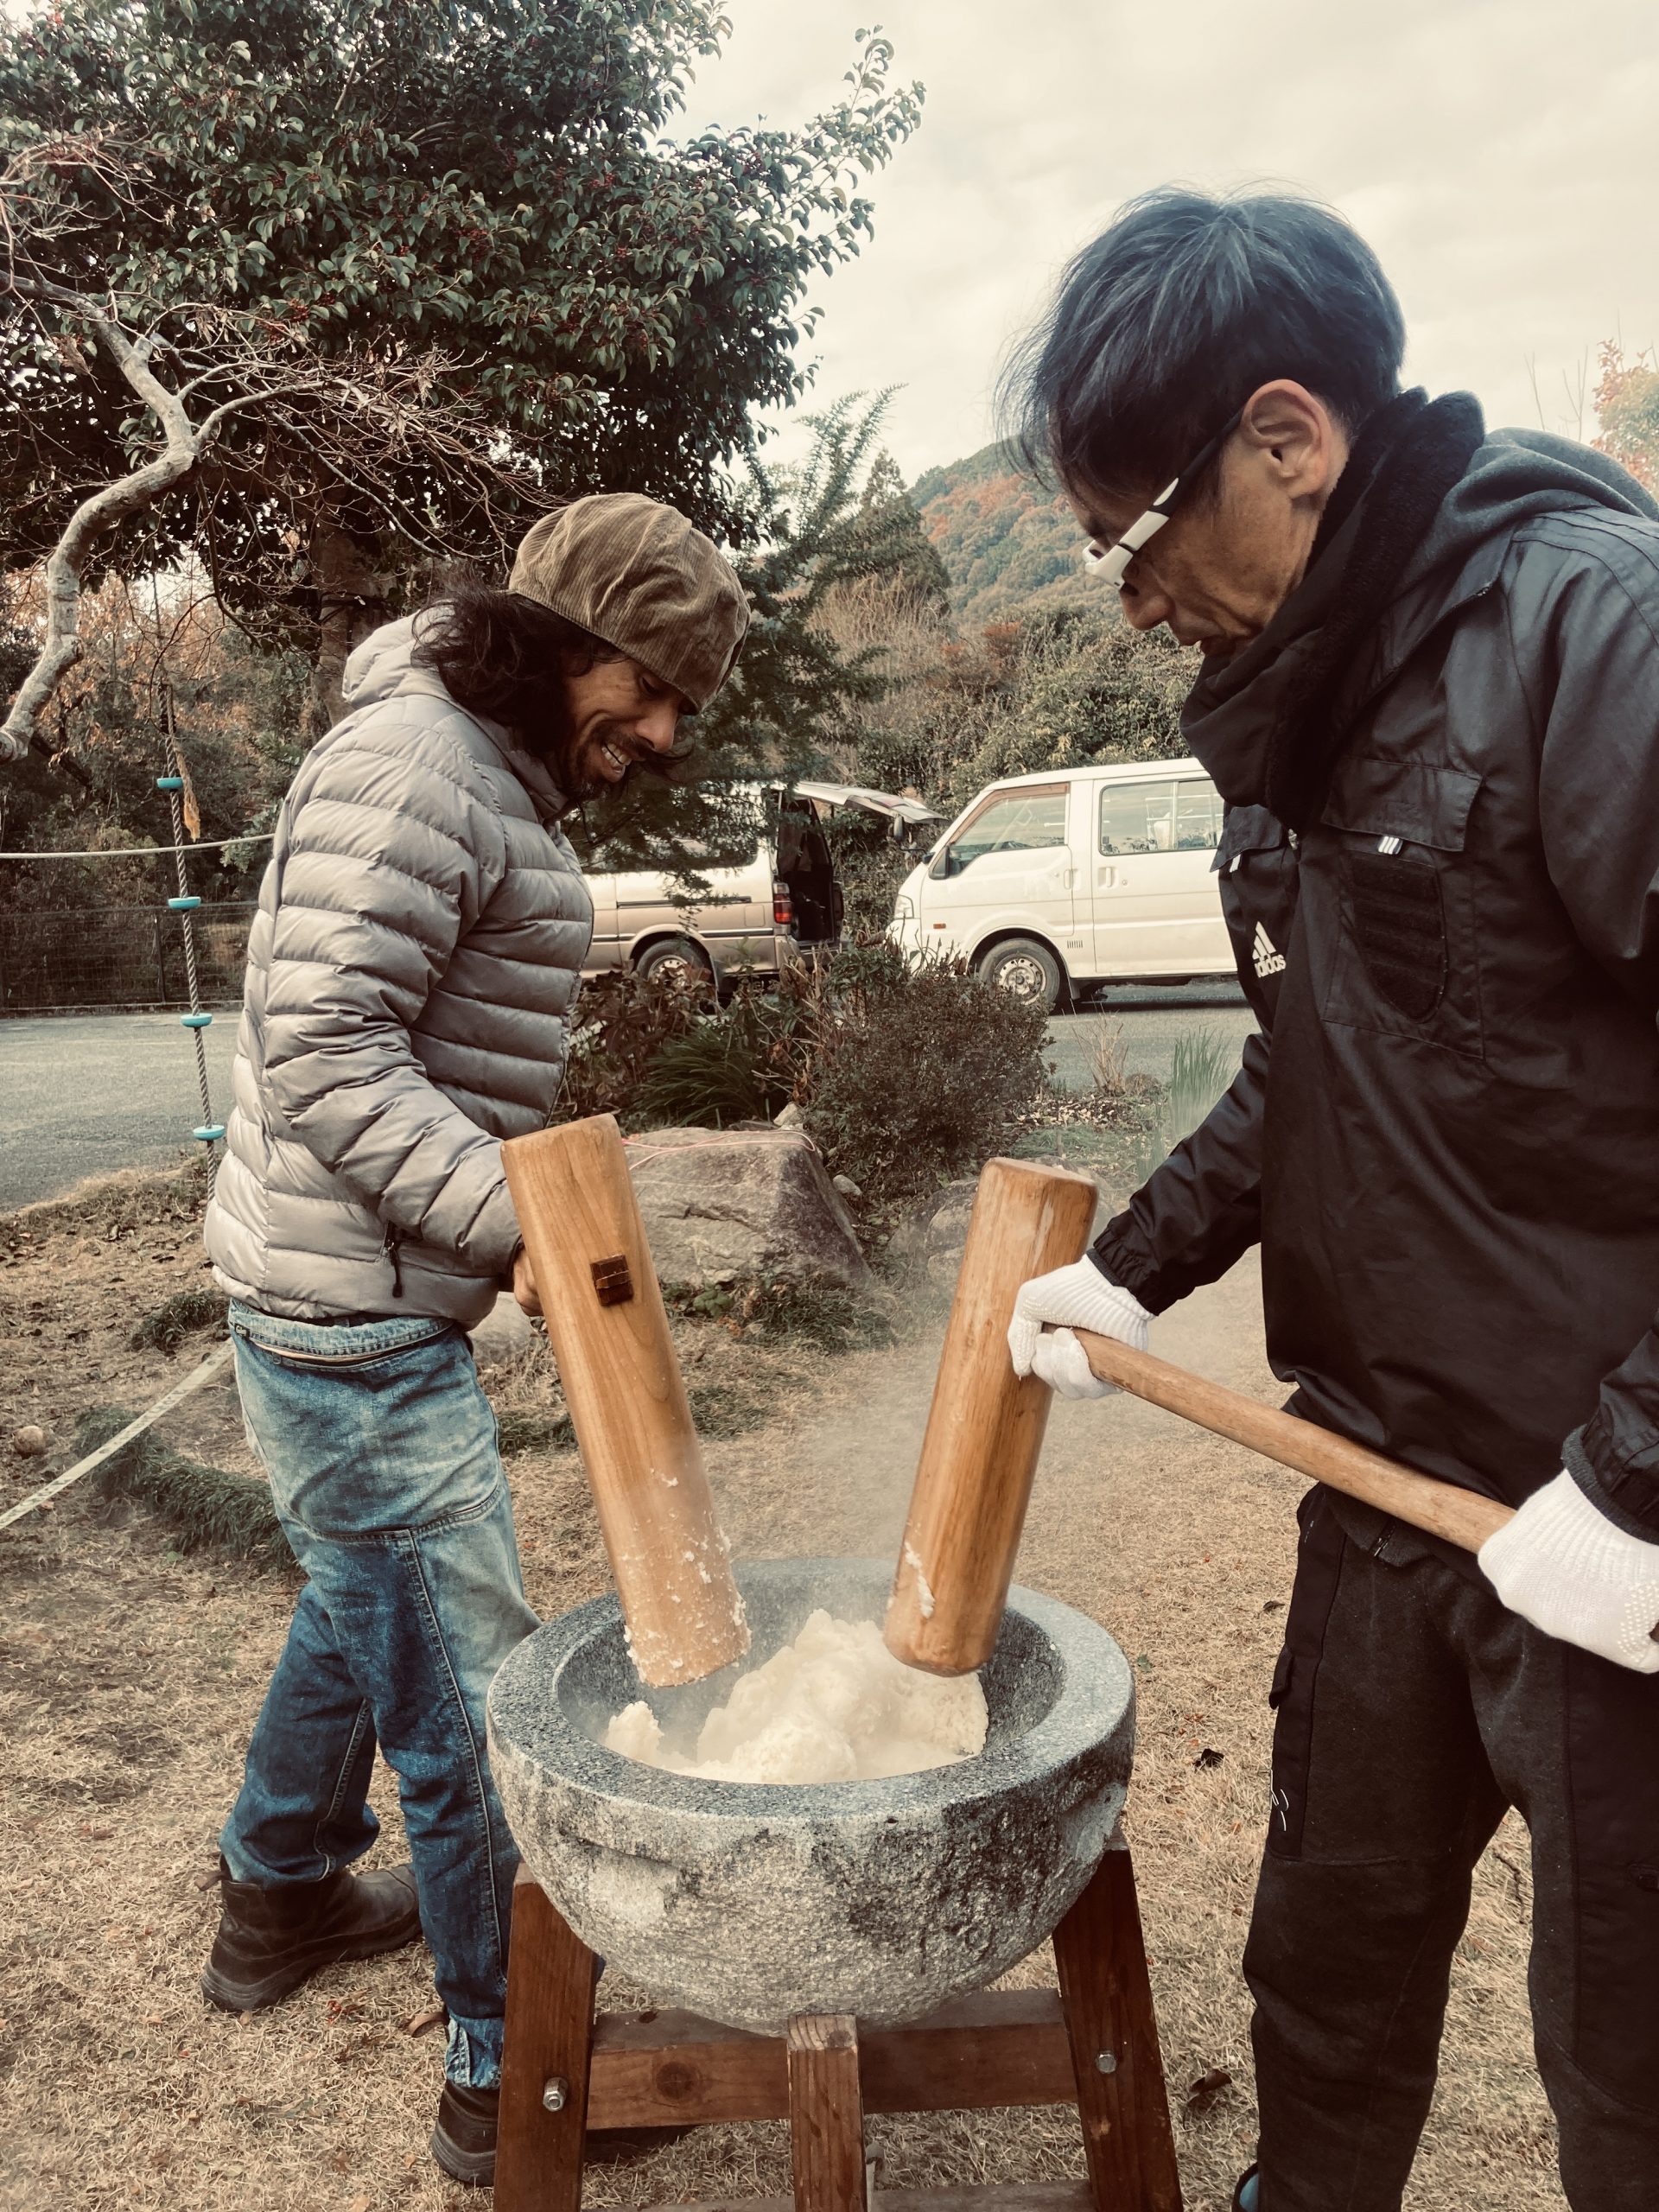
left=205, top=617, right=593, bottom=1325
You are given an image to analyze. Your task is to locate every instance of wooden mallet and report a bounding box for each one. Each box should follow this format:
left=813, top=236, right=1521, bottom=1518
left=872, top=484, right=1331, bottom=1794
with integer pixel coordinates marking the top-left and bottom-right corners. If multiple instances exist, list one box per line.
left=886, top=1158, right=1100, bottom=1675
left=884, top=1154, right=1569, bottom=1680
left=502, top=1114, right=751, bottom=1688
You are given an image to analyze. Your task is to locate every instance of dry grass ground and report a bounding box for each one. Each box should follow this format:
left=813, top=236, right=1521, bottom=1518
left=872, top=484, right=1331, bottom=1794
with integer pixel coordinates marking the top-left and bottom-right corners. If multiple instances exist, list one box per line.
left=0, top=1169, right=1562, bottom=2212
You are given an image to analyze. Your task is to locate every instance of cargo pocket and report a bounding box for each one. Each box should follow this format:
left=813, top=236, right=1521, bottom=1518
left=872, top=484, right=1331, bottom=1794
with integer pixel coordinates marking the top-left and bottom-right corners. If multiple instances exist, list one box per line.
left=1315, top=755, right=1484, bottom=1058
left=1265, top=1487, right=1348, bottom=1861
left=1343, top=848, right=1446, bottom=1019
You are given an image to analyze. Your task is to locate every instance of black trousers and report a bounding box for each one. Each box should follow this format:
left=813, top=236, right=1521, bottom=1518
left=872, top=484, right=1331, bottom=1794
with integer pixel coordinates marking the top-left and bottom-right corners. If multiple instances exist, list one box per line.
left=1245, top=1488, right=1659, bottom=2212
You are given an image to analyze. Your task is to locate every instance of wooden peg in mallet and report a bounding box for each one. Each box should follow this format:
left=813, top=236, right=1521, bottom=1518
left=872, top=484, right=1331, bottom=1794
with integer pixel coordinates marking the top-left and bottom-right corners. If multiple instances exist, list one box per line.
left=502, top=1114, right=750, bottom=1688
left=886, top=1156, right=1099, bottom=1675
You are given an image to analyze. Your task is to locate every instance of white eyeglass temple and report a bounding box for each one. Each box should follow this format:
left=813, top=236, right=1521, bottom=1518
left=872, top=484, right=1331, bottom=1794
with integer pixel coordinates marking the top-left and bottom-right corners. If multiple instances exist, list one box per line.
left=1086, top=501, right=1174, bottom=586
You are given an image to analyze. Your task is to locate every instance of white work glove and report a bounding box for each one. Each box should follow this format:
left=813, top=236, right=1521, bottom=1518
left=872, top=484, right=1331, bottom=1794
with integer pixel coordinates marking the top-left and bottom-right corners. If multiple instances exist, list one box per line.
left=1007, top=1256, right=1152, bottom=1400
left=1478, top=1471, right=1659, bottom=1675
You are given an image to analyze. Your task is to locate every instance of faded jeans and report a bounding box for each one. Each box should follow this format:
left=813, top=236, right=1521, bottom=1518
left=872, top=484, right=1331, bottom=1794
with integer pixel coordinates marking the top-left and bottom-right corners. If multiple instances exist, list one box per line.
left=220, top=1303, right=538, bottom=2088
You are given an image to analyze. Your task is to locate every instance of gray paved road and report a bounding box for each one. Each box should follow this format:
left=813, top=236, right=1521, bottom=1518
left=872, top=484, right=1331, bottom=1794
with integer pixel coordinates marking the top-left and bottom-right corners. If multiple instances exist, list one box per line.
left=1047, top=982, right=1255, bottom=1095
left=0, top=984, right=1258, bottom=1211
left=1, top=1011, right=241, bottom=1210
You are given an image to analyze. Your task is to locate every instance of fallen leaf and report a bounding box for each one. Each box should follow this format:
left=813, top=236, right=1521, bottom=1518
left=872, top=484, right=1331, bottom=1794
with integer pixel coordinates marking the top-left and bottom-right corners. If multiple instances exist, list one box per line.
left=1185, top=2064, right=1233, bottom=2115
left=1194, top=1746, right=1225, bottom=1770
left=400, top=2004, right=447, bottom=2037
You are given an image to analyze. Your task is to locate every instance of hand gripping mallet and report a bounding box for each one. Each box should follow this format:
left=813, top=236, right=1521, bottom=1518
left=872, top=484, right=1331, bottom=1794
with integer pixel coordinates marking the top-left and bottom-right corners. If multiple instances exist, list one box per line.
left=883, top=1155, right=1649, bottom=1678
left=502, top=1114, right=750, bottom=1688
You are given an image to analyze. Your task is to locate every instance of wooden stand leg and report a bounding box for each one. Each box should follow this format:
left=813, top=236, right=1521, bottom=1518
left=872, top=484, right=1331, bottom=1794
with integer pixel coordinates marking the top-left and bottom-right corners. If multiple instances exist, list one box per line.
left=495, top=1869, right=599, bottom=2212
left=1052, top=1843, right=1183, bottom=2212
left=787, top=2013, right=868, bottom=2212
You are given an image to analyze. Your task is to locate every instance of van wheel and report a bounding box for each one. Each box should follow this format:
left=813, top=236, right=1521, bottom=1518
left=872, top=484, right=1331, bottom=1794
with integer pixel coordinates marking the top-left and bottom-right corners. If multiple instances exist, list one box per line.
left=979, top=937, right=1067, bottom=1014
left=634, top=937, right=715, bottom=993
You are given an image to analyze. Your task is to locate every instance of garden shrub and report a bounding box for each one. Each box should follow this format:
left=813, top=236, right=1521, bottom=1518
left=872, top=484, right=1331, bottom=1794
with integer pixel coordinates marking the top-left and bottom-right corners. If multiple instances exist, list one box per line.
left=635, top=989, right=804, bottom=1129
left=798, top=941, right=1047, bottom=1211
left=558, top=939, right=1046, bottom=1212
left=556, top=969, right=707, bottom=1124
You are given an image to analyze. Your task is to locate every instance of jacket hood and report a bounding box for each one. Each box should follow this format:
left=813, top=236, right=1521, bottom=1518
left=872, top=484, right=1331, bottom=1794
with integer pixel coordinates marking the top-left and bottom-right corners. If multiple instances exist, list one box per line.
left=340, top=614, right=423, bottom=711
left=1402, top=427, right=1659, bottom=595
left=336, top=614, right=568, bottom=823
left=1183, top=423, right=1659, bottom=811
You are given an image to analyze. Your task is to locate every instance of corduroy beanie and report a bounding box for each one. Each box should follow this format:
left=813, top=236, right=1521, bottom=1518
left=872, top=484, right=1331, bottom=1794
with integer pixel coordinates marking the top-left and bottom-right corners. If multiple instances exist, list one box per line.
left=509, top=493, right=749, bottom=712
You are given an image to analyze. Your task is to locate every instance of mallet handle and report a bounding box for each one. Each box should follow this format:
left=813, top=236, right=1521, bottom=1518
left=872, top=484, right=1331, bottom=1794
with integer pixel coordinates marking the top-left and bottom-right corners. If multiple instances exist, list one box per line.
left=1072, top=1331, right=1513, bottom=1554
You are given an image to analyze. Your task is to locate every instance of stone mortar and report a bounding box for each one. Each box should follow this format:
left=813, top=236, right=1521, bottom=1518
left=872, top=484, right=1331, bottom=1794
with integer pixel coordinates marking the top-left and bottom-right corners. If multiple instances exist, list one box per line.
left=486, top=1557, right=1135, bottom=2031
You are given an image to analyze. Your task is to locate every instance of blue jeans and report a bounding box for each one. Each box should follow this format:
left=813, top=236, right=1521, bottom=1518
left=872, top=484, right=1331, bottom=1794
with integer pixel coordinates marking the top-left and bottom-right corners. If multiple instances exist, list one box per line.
left=221, top=1303, right=539, bottom=2088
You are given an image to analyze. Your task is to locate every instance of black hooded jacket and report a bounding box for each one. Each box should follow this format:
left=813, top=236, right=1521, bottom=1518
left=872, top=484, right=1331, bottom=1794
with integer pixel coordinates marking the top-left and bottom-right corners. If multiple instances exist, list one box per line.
left=1091, top=429, right=1659, bottom=1543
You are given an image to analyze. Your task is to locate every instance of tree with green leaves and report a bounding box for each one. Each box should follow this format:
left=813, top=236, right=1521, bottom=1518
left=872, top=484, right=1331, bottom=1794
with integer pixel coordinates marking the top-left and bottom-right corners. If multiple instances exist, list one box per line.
left=0, top=0, right=921, bottom=740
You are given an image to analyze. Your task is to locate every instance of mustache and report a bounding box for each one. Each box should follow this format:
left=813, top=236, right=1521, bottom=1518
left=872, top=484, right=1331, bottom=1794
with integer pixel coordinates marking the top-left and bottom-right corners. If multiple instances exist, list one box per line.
left=588, top=721, right=696, bottom=787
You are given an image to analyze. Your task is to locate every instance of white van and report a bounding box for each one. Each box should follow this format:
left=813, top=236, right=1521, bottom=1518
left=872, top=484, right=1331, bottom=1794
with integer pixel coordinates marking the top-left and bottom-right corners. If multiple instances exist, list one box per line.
left=586, top=780, right=938, bottom=989
left=888, top=758, right=1233, bottom=1011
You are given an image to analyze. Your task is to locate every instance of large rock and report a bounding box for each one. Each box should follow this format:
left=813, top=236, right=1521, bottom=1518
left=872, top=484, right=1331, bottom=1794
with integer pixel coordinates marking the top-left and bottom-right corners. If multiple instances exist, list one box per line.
left=890, top=1172, right=1107, bottom=1290
left=626, top=1127, right=872, bottom=1292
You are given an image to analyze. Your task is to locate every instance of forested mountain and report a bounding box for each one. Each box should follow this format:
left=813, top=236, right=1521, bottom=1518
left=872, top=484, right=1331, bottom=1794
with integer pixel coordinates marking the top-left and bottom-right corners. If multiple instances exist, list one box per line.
left=911, top=444, right=1095, bottom=625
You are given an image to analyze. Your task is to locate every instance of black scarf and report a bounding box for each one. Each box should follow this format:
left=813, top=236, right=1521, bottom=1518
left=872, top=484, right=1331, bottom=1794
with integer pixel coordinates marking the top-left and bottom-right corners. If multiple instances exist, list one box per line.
left=1185, top=389, right=1485, bottom=831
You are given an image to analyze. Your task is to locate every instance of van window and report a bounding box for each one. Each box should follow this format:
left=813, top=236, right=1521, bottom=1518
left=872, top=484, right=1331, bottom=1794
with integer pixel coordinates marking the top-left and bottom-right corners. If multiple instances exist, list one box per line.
left=946, top=786, right=1069, bottom=869
left=1174, top=777, right=1224, bottom=850
left=1099, top=775, right=1223, bottom=855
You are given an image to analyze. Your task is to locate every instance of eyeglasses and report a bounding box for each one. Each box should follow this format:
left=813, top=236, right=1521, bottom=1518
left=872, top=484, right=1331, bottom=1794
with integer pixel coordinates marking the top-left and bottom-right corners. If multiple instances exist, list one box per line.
left=1084, top=407, right=1245, bottom=587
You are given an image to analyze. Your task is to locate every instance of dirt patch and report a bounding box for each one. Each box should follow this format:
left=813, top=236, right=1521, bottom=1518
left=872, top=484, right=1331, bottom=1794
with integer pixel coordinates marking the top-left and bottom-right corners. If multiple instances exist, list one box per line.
left=0, top=1184, right=1562, bottom=2211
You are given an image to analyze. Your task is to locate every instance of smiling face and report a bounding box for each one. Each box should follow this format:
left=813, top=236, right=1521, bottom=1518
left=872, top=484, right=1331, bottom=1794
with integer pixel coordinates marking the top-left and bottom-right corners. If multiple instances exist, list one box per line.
left=555, top=652, right=690, bottom=801
left=1067, top=381, right=1351, bottom=661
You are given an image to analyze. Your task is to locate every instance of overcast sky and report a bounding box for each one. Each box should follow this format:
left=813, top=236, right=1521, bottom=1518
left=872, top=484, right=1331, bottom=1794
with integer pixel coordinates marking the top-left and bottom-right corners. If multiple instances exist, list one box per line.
left=677, top=0, right=1659, bottom=481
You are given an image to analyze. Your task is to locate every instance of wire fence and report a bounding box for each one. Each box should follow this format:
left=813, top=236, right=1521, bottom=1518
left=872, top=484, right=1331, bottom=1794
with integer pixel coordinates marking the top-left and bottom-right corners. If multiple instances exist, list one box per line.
left=0, top=904, right=257, bottom=1013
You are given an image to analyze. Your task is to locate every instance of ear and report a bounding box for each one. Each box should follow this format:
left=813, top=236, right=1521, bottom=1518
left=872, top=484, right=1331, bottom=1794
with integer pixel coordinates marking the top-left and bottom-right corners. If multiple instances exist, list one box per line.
left=1237, top=381, right=1344, bottom=498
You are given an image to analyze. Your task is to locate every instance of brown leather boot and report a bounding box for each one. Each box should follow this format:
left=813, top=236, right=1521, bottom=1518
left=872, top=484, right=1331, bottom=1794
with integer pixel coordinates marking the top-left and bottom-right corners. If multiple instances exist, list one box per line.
left=431, top=2082, right=499, bottom=2188
left=200, top=1856, right=423, bottom=2012
left=429, top=2080, right=694, bottom=2190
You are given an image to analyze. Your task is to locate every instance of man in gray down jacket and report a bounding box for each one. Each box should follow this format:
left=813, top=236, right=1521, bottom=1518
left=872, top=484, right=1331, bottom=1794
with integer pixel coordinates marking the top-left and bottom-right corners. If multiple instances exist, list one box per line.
left=1004, top=191, right=1659, bottom=2212
left=200, top=494, right=748, bottom=2184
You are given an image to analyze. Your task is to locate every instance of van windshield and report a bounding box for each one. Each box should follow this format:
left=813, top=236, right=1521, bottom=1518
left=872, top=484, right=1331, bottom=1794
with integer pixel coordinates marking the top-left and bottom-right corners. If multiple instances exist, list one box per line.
left=948, top=787, right=1069, bottom=868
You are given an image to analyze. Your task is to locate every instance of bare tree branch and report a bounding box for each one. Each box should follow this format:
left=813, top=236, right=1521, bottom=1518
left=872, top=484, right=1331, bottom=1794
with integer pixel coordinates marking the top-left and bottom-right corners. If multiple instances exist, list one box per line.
left=0, top=283, right=271, bottom=759
left=0, top=132, right=562, bottom=765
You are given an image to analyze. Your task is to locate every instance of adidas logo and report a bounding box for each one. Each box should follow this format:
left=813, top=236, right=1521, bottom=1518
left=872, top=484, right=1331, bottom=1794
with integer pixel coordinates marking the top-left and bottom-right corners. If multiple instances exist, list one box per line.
left=1253, top=923, right=1287, bottom=979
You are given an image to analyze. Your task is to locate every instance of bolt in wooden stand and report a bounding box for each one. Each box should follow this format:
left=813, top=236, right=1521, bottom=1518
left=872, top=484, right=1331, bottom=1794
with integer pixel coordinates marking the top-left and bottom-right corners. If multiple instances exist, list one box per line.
left=494, top=1846, right=1182, bottom=2212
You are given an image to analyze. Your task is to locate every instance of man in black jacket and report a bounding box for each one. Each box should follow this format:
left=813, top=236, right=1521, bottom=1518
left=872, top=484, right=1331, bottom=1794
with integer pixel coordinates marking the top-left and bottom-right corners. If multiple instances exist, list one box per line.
left=1003, top=188, right=1659, bottom=2212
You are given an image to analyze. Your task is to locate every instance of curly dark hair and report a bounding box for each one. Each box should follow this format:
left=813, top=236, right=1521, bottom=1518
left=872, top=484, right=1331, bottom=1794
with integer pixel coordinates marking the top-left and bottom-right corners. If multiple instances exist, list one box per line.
left=411, top=576, right=625, bottom=752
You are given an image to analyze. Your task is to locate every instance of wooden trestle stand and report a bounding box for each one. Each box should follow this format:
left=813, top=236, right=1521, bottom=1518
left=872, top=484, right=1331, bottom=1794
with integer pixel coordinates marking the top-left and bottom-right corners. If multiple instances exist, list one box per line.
left=494, top=1846, right=1183, bottom=2212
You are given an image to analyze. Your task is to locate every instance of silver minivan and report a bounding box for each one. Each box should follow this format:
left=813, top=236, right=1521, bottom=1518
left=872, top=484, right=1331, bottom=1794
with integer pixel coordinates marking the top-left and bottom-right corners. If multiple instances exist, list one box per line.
left=585, top=780, right=939, bottom=988
left=889, top=758, right=1235, bottom=1011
